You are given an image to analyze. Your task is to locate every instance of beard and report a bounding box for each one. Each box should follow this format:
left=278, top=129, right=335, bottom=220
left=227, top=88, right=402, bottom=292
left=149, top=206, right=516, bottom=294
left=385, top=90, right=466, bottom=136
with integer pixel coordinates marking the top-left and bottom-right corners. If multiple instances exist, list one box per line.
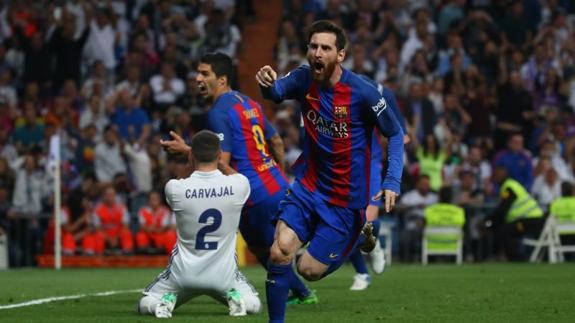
left=309, top=58, right=337, bottom=82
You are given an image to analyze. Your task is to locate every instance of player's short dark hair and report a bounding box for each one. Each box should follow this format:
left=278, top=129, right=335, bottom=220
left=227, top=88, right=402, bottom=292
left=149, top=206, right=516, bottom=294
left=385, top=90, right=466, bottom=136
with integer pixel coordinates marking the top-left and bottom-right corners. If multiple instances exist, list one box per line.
left=308, top=20, right=347, bottom=51
left=191, top=130, right=221, bottom=164
left=200, top=52, right=234, bottom=83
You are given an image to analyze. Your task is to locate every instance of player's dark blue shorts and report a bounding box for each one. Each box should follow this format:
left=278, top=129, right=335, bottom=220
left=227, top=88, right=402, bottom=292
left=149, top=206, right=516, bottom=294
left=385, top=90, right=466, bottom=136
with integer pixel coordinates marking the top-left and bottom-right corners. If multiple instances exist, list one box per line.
left=277, top=181, right=366, bottom=275
left=240, top=186, right=288, bottom=252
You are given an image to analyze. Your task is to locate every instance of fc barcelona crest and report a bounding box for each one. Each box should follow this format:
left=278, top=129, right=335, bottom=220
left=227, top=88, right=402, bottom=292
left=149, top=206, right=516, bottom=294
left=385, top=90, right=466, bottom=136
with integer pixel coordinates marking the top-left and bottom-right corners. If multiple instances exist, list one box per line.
left=334, top=106, right=348, bottom=119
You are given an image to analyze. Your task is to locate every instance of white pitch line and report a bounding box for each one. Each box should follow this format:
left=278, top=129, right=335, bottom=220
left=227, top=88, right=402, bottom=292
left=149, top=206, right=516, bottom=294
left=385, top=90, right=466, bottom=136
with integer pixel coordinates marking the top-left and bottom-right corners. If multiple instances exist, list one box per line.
left=0, top=289, right=142, bottom=310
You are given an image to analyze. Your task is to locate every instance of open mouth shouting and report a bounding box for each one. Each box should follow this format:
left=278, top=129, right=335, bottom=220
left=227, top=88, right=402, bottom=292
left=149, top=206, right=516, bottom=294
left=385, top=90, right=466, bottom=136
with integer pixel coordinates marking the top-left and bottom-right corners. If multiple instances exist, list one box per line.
left=313, top=61, right=325, bottom=76
left=198, top=82, right=208, bottom=95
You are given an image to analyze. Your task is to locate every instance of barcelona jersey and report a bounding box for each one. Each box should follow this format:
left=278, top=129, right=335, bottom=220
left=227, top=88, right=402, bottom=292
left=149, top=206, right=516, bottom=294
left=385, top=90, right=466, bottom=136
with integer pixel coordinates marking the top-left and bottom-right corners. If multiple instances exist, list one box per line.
left=208, top=91, right=289, bottom=205
left=262, top=65, right=404, bottom=209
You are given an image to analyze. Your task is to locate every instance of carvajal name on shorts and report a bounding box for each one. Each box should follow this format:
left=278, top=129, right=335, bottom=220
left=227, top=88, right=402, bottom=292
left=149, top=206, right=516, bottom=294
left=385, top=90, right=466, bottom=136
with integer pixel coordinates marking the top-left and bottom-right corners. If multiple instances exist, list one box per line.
left=185, top=186, right=235, bottom=199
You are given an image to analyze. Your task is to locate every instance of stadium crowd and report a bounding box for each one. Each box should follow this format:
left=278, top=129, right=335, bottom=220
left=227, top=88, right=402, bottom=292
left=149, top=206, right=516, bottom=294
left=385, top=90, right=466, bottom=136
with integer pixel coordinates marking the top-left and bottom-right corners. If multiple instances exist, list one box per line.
left=0, top=0, right=575, bottom=267
left=0, top=0, right=249, bottom=267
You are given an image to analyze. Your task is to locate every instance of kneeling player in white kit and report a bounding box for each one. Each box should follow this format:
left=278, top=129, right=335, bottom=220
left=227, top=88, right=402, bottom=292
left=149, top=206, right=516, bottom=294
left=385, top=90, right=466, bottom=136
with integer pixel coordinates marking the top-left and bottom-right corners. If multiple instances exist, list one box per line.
left=137, top=130, right=261, bottom=318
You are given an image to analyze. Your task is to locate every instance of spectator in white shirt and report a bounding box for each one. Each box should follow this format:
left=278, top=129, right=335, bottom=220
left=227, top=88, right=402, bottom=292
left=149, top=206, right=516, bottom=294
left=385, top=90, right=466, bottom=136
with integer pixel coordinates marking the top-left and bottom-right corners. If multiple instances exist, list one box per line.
left=400, top=20, right=428, bottom=70
left=398, top=175, right=438, bottom=261
left=94, top=125, right=127, bottom=183
left=532, top=162, right=561, bottom=211
left=114, top=64, right=142, bottom=99
left=149, top=62, right=184, bottom=107
left=460, top=145, right=492, bottom=192
left=79, top=94, right=109, bottom=135
left=83, top=8, right=117, bottom=83
left=81, top=61, right=113, bottom=100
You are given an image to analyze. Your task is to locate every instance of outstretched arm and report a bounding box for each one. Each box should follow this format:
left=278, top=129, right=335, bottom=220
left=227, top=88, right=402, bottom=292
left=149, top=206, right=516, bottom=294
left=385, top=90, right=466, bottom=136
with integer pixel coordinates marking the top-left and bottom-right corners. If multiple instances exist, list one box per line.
left=256, top=65, right=308, bottom=103
left=366, top=89, right=405, bottom=213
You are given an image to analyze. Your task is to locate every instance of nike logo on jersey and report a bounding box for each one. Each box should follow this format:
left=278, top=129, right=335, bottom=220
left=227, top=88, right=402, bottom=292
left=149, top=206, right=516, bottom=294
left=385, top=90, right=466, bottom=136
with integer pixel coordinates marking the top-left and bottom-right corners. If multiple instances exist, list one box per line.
left=329, top=253, right=338, bottom=259
left=266, top=279, right=276, bottom=284
left=306, top=93, right=320, bottom=102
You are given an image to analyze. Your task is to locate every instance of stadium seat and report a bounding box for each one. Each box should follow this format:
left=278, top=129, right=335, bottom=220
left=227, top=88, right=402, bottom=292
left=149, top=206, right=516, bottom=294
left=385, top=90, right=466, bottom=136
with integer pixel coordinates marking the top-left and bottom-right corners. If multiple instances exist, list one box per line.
left=422, top=202, right=465, bottom=265
left=421, top=226, right=463, bottom=265
left=525, top=216, right=575, bottom=263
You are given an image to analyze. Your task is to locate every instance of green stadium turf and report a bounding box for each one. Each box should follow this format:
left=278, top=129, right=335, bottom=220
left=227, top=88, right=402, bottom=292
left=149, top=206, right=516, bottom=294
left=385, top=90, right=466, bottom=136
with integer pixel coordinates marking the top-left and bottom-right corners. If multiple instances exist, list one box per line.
left=1, top=264, right=574, bottom=322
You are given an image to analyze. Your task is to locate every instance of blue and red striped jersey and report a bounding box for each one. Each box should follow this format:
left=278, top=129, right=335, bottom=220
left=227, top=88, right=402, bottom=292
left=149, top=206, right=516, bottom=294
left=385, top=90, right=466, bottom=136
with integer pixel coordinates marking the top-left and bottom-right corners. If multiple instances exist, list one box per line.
left=262, top=65, right=404, bottom=209
left=207, top=91, right=289, bottom=205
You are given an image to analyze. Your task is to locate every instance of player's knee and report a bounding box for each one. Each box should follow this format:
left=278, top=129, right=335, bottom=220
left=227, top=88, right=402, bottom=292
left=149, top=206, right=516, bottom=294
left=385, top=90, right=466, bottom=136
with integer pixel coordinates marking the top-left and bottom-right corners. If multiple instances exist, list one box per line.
left=297, top=265, right=323, bottom=281
left=297, top=253, right=328, bottom=281
left=297, top=263, right=325, bottom=281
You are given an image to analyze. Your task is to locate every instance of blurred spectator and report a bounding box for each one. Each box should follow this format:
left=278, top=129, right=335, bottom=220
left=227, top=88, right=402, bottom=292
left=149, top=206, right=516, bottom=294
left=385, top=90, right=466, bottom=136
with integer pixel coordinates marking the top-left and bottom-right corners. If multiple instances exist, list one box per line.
left=531, top=166, right=561, bottom=211
left=400, top=19, right=428, bottom=69
left=123, top=141, right=152, bottom=221
left=115, top=64, right=144, bottom=99
left=0, top=129, right=17, bottom=167
left=461, top=145, right=492, bottom=193
left=12, top=103, right=44, bottom=153
left=532, top=139, right=571, bottom=181
left=94, top=125, right=126, bottom=183
left=81, top=61, right=112, bottom=100
left=83, top=8, right=117, bottom=84
left=203, top=8, right=241, bottom=58
left=75, top=124, right=98, bottom=175
left=501, top=1, right=532, bottom=49
left=0, top=69, right=17, bottom=111
left=453, top=170, right=484, bottom=206
left=8, top=154, right=48, bottom=267
left=398, top=175, right=438, bottom=262
left=486, top=166, right=544, bottom=261
left=135, top=191, right=176, bottom=254
left=79, top=95, right=108, bottom=135
left=149, top=62, right=185, bottom=108
left=110, top=90, right=151, bottom=145
left=438, top=0, right=465, bottom=37
left=15, top=27, right=51, bottom=86
left=493, top=133, right=534, bottom=191
left=50, top=7, right=90, bottom=91
left=404, top=82, right=436, bottom=143
left=495, top=70, right=535, bottom=151
left=414, top=134, right=448, bottom=192
left=92, top=185, right=133, bottom=255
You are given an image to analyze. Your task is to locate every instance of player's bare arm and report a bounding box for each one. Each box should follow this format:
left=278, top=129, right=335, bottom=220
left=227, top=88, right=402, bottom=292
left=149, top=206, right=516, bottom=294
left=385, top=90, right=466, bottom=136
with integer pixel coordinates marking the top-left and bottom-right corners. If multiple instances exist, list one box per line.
left=255, top=65, right=277, bottom=87
left=218, top=151, right=238, bottom=175
left=267, top=133, right=285, bottom=172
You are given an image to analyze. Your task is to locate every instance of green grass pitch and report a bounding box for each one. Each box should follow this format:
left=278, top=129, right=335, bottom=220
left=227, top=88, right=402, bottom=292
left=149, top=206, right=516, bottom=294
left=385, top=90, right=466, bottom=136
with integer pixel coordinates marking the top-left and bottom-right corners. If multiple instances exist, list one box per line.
left=1, top=264, right=574, bottom=322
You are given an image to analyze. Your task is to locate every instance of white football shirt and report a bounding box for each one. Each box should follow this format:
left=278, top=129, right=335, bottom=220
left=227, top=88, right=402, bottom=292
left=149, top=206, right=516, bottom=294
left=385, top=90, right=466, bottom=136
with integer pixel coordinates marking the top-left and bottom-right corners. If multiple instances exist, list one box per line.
left=164, top=169, right=250, bottom=292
